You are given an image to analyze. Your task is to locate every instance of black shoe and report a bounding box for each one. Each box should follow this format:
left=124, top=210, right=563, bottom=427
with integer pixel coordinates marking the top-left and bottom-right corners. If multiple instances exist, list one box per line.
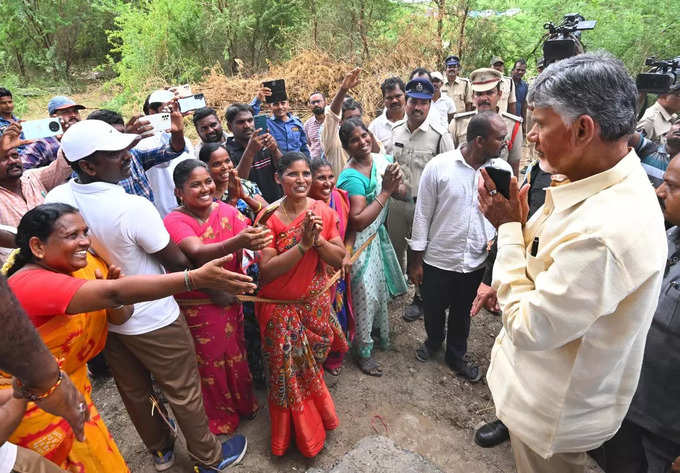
left=448, top=359, right=483, bottom=383
left=474, top=419, right=509, bottom=448
left=403, top=300, right=424, bottom=322
left=415, top=343, right=436, bottom=362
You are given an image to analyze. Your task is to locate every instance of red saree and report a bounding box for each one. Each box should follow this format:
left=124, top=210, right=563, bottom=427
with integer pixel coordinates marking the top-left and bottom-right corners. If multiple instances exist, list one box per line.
left=164, top=201, right=257, bottom=435
left=256, top=200, right=348, bottom=457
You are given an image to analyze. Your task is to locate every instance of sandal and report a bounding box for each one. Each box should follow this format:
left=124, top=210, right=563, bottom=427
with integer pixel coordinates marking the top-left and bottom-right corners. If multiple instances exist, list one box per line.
left=326, top=366, right=342, bottom=376
left=358, top=357, right=383, bottom=377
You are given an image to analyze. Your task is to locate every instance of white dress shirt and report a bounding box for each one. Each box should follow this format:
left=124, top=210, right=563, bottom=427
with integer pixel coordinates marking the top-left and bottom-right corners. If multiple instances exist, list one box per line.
left=368, top=110, right=404, bottom=155
left=488, top=150, right=667, bottom=457
left=429, top=94, right=456, bottom=129
left=407, top=149, right=511, bottom=272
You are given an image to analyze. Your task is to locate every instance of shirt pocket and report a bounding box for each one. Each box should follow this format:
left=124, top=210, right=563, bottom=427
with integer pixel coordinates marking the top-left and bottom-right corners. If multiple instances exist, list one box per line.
left=656, top=280, right=680, bottom=335
left=526, top=254, right=547, bottom=282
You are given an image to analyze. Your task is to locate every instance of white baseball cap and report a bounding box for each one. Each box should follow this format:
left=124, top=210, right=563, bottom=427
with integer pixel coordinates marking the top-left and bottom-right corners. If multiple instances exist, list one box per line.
left=430, top=71, right=445, bottom=82
left=148, top=89, right=175, bottom=105
left=61, top=120, right=139, bottom=162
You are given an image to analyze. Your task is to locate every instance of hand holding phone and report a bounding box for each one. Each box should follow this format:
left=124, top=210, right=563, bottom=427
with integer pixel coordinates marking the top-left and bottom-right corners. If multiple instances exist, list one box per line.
left=141, top=113, right=171, bottom=134
left=484, top=166, right=511, bottom=199
left=262, top=79, right=287, bottom=104
left=253, top=114, right=268, bottom=135
left=21, top=118, right=63, bottom=140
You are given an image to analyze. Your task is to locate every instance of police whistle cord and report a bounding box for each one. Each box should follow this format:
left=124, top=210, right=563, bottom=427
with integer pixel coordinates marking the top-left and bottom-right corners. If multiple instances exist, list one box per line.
left=237, top=231, right=377, bottom=304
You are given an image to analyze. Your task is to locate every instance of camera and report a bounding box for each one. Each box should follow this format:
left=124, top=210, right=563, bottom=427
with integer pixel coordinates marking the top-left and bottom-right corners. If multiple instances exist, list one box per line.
left=636, top=57, right=680, bottom=95
left=542, top=14, right=596, bottom=66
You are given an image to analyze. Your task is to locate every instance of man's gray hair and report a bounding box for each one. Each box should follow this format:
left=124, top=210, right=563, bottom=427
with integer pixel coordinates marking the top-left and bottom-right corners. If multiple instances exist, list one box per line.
left=527, top=52, right=637, bottom=141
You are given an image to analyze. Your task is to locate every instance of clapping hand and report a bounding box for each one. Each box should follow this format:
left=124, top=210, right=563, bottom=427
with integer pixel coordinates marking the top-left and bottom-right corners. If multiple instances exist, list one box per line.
left=237, top=226, right=273, bottom=251
left=382, top=163, right=403, bottom=195
left=301, top=210, right=322, bottom=250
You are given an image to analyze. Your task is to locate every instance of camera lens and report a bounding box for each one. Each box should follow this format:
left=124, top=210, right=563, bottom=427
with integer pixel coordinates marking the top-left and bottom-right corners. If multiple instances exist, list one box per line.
left=48, top=121, right=60, bottom=132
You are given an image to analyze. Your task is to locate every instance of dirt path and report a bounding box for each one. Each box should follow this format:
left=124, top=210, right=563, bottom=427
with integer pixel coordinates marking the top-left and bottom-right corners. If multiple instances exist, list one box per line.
left=92, top=289, right=601, bottom=472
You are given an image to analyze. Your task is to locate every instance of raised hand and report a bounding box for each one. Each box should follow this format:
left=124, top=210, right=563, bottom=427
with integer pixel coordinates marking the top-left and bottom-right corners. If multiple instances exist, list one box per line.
left=125, top=114, right=154, bottom=139
left=341, top=68, right=361, bottom=91
left=0, top=122, right=33, bottom=154
left=382, top=163, right=402, bottom=195
left=257, top=86, right=272, bottom=103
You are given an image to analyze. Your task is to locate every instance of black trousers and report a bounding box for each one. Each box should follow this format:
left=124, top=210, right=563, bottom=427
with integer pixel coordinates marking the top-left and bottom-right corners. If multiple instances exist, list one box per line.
left=590, top=419, right=680, bottom=473
left=421, top=263, right=484, bottom=364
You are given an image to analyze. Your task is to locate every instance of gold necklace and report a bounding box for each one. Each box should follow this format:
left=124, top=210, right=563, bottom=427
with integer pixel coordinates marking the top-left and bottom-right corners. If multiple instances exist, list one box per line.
left=281, top=197, right=305, bottom=221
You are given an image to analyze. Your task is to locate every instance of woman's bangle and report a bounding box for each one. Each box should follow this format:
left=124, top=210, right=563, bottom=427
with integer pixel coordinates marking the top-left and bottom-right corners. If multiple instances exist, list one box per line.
left=184, top=269, right=194, bottom=291
left=110, top=304, right=124, bottom=310
left=15, top=370, right=63, bottom=402
left=255, top=201, right=262, bottom=212
left=297, top=243, right=308, bottom=255
left=375, top=197, right=385, bottom=209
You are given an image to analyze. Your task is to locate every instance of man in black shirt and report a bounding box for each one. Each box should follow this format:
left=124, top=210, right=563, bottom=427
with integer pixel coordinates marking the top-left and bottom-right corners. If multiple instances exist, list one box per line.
left=224, top=103, right=283, bottom=203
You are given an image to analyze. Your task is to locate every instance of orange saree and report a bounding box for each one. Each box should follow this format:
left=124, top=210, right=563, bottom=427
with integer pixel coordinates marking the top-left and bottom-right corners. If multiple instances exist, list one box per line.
left=6, top=254, right=129, bottom=472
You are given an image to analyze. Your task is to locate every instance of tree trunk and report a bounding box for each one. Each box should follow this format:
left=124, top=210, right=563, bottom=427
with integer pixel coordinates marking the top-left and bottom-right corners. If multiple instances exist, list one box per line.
left=456, top=0, right=470, bottom=57
left=358, top=0, right=370, bottom=60
left=434, top=0, right=446, bottom=65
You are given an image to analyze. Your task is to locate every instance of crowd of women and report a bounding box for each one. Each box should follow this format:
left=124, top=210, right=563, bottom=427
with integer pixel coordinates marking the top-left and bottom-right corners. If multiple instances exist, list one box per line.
left=0, top=116, right=410, bottom=471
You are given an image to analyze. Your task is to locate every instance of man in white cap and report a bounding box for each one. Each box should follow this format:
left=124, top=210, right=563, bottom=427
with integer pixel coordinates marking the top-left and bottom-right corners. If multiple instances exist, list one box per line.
left=45, top=120, right=251, bottom=473
left=136, top=89, right=194, bottom=217
left=429, top=71, right=456, bottom=128
left=449, top=68, right=523, bottom=176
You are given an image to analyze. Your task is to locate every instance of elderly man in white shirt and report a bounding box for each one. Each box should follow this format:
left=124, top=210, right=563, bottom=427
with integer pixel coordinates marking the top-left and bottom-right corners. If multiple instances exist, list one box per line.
left=478, top=52, right=667, bottom=473
left=407, top=111, right=511, bottom=382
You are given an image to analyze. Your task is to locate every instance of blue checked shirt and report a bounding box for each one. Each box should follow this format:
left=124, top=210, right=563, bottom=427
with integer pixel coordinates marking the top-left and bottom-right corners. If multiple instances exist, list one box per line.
left=22, top=136, right=61, bottom=169
left=118, top=143, right=187, bottom=202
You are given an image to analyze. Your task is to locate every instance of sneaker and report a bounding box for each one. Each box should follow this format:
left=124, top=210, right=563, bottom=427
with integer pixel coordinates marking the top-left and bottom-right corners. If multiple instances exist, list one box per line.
left=194, top=435, right=247, bottom=472
left=448, top=359, right=483, bottom=383
left=152, top=448, right=175, bottom=472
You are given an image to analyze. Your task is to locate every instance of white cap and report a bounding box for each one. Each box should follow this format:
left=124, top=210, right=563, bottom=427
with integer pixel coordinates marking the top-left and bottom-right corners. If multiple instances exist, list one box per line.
left=61, top=120, right=139, bottom=162
left=430, top=71, right=444, bottom=82
left=148, top=89, right=174, bottom=105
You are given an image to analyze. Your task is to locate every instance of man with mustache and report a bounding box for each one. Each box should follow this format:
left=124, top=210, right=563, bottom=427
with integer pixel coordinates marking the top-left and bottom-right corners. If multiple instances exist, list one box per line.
left=369, top=76, right=406, bottom=154
left=303, top=92, right=326, bottom=159
left=0, top=122, right=72, bottom=262
left=21, top=96, right=85, bottom=170
left=389, top=77, right=454, bottom=322
left=442, top=55, right=473, bottom=113
left=636, top=80, right=680, bottom=145
left=192, top=107, right=229, bottom=159
left=449, top=68, right=523, bottom=176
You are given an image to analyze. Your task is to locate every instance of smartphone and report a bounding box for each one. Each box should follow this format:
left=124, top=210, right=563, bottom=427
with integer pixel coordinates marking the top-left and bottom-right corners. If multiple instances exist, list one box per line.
left=254, top=114, right=268, bottom=135
left=254, top=201, right=281, bottom=227
left=141, top=113, right=171, bottom=134
left=178, top=94, right=206, bottom=113
left=169, top=84, right=193, bottom=98
left=21, top=118, right=63, bottom=140
left=485, top=166, right=511, bottom=199
left=262, top=79, right=287, bottom=104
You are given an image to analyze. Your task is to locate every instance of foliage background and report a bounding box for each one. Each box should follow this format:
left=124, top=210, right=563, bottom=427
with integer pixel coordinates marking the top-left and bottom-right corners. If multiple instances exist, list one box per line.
left=0, top=0, right=674, bottom=118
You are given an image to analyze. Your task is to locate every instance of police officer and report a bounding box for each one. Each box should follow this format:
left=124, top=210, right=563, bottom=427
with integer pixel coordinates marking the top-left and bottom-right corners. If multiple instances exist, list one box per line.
left=636, top=79, right=680, bottom=145
left=388, top=77, right=454, bottom=322
left=449, top=68, right=523, bottom=176
left=490, top=56, right=517, bottom=114
left=442, top=55, right=472, bottom=113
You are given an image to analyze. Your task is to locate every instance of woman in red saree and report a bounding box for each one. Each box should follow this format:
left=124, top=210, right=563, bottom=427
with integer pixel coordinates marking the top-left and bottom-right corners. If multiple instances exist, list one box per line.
left=256, top=152, right=348, bottom=458
left=164, top=160, right=271, bottom=435
left=308, top=158, right=355, bottom=376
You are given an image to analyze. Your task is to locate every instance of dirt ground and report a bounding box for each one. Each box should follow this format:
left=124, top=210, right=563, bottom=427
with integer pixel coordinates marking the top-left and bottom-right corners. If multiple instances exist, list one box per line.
left=91, top=286, right=602, bottom=473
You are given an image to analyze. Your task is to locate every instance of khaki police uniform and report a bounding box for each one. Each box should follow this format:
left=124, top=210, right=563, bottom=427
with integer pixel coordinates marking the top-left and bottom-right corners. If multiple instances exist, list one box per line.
left=636, top=101, right=675, bottom=145
left=498, top=76, right=517, bottom=114
left=387, top=117, right=454, bottom=270
left=442, top=76, right=472, bottom=114
left=449, top=109, right=523, bottom=167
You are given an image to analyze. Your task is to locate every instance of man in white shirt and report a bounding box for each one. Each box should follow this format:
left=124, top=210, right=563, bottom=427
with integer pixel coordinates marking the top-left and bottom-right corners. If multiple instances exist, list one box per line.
left=429, top=71, right=456, bottom=128
left=138, top=89, right=194, bottom=217
left=368, top=77, right=406, bottom=154
left=407, top=111, right=511, bottom=382
left=46, top=120, right=251, bottom=473
left=478, top=52, right=667, bottom=472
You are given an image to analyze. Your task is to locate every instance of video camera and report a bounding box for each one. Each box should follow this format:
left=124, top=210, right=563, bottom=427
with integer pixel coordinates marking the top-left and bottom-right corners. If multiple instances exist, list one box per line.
left=542, top=14, right=596, bottom=66
left=636, top=57, right=680, bottom=95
